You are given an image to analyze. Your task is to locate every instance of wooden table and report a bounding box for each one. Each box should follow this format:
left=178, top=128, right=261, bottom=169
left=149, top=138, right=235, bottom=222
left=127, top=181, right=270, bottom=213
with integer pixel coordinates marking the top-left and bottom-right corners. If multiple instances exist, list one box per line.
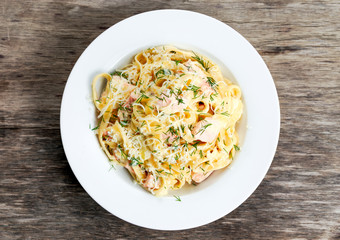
left=1, top=0, right=339, bottom=239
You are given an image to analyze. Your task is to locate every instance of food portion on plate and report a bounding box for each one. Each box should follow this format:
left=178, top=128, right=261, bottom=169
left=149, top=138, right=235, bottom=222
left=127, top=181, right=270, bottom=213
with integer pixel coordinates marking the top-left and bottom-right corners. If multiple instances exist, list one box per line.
left=92, top=46, right=243, bottom=196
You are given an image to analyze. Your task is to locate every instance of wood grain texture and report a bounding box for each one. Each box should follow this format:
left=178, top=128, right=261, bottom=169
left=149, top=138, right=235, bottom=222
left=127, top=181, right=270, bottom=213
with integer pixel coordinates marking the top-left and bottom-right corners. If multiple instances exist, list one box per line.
left=1, top=0, right=339, bottom=239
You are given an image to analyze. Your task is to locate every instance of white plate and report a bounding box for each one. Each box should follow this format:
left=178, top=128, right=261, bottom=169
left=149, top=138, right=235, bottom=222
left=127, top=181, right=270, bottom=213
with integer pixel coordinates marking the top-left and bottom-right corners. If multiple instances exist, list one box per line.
left=60, top=10, right=280, bottom=230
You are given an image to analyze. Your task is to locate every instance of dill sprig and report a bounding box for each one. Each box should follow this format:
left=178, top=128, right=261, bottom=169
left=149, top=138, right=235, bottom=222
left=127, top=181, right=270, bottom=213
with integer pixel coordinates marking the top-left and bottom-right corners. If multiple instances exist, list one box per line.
left=174, top=154, right=180, bottom=161
left=176, top=97, right=185, bottom=105
left=187, top=84, right=201, bottom=99
left=180, top=125, right=185, bottom=132
left=174, top=60, right=182, bottom=65
left=147, top=105, right=154, bottom=110
left=135, top=92, right=149, bottom=103
left=117, top=145, right=128, bottom=160
left=190, top=140, right=200, bottom=155
left=130, top=156, right=143, bottom=166
left=166, top=126, right=179, bottom=136
left=155, top=95, right=165, bottom=102
left=173, top=195, right=181, bottom=202
left=156, top=68, right=172, bottom=79
left=210, top=93, right=218, bottom=102
left=111, top=70, right=128, bottom=79
left=206, top=77, right=218, bottom=91
left=91, top=125, right=99, bottom=131
left=196, top=123, right=212, bottom=135
left=192, top=52, right=210, bottom=72
left=155, top=125, right=162, bottom=131
left=119, top=120, right=129, bottom=127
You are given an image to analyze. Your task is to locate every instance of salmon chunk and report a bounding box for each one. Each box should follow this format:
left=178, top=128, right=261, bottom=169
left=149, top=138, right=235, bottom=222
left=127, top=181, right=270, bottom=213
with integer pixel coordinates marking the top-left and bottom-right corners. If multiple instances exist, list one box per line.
left=143, top=173, right=160, bottom=189
left=184, top=60, right=215, bottom=96
left=191, top=117, right=222, bottom=142
left=192, top=171, right=213, bottom=183
left=156, top=92, right=187, bottom=113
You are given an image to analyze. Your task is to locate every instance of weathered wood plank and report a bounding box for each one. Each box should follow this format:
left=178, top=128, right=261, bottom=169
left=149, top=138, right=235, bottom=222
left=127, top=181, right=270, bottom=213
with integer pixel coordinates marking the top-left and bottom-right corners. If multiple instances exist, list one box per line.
left=1, top=0, right=339, bottom=239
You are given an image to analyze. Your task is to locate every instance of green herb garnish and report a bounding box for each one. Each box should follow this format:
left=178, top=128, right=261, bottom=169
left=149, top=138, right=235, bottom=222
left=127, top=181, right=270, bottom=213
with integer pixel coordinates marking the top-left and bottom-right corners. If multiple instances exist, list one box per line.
left=166, top=126, right=179, bottom=136
left=207, top=77, right=218, bottom=91
left=176, top=97, right=185, bottom=105
left=156, top=69, right=172, bottom=79
left=191, top=140, right=200, bottom=151
left=174, top=154, right=180, bottom=161
left=173, top=195, right=181, bottom=202
left=135, top=92, right=149, bottom=103
left=221, top=111, right=230, bottom=116
left=183, top=141, right=189, bottom=148
left=187, top=84, right=201, bottom=99
left=164, top=171, right=173, bottom=175
left=196, top=123, right=212, bottom=135
left=192, top=52, right=210, bottom=71
left=234, top=145, right=240, bottom=151
left=91, top=125, right=99, bottom=131
left=210, top=93, right=218, bottom=101
left=140, top=120, right=146, bottom=128
left=180, top=125, right=185, bottom=132
left=117, top=145, right=128, bottom=159
left=130, top=156, right=143, bottom=166
left=174, top=60, right=182, bottom=65
left=111, top=70, right=128, bottom=79
left=119, top=120, right=128, bottom=127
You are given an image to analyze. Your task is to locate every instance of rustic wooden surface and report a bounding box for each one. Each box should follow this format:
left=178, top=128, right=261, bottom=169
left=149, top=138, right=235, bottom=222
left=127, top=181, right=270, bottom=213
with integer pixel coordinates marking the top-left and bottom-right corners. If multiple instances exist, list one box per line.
left=1, top=0, right=339, bottom=239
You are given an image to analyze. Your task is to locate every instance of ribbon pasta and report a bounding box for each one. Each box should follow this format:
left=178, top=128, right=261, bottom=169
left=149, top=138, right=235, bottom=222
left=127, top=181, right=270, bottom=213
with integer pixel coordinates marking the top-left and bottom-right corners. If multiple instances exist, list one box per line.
left=92, top=46, right=243, bottom=196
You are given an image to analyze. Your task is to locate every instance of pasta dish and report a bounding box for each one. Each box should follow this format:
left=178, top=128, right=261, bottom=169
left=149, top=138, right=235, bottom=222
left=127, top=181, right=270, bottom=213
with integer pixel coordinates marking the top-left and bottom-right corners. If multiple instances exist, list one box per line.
left=92, top=46, right=243, bottom=196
